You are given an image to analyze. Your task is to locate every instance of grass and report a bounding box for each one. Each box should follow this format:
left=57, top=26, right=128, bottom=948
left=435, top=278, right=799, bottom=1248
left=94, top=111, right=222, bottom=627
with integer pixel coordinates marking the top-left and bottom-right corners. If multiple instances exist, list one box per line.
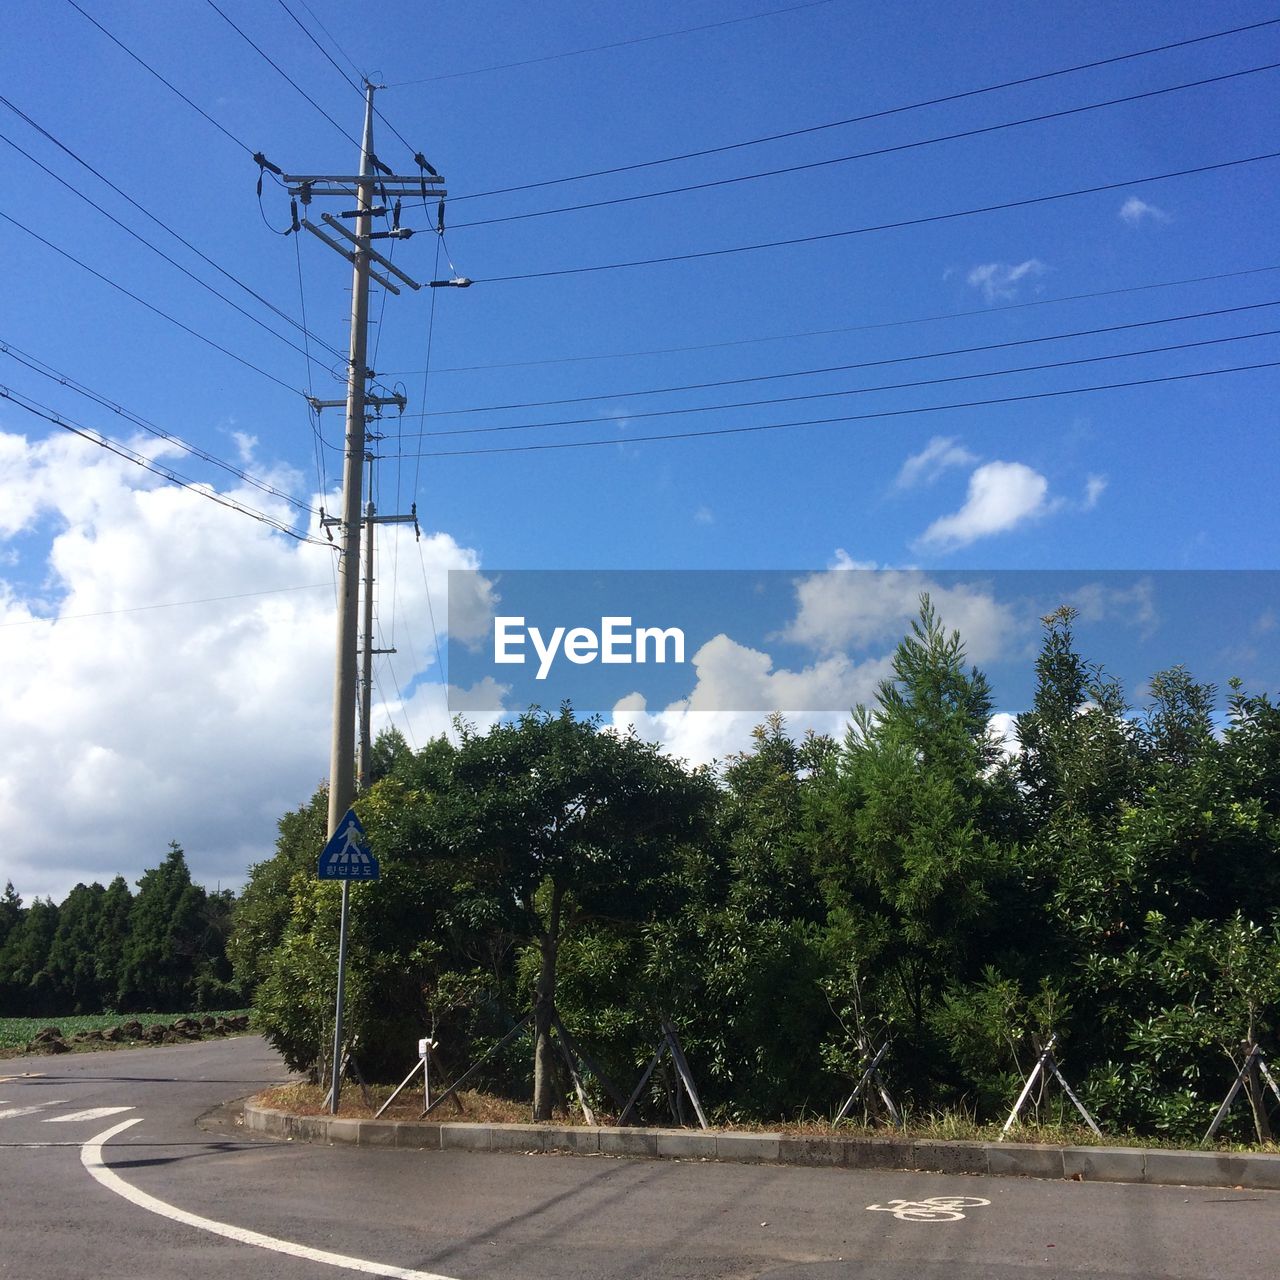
left=0, top=1010, right=253, bottom=1056
left=253, top=1081, right=1279, bottom=1153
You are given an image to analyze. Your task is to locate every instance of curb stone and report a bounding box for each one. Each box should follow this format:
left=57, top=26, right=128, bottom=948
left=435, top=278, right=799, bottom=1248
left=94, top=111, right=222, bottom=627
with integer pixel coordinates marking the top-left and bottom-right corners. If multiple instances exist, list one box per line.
left=240, top=1102, right=1280, bottom=1191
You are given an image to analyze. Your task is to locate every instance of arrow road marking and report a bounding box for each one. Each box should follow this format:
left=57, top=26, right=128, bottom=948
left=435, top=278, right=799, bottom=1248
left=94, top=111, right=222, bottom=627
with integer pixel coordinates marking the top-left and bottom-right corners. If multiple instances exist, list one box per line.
left=82, top=1118, right=462, bottom=1280
left=47, top=1106, right=134, bottom=1123
left=0, top=1101, right=68, bottom=1120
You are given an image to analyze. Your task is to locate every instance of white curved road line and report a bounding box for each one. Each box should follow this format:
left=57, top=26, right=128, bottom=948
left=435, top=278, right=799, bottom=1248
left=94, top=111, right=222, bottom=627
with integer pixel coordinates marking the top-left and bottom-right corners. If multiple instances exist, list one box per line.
left=82, top=1118, right=461, bottom=1280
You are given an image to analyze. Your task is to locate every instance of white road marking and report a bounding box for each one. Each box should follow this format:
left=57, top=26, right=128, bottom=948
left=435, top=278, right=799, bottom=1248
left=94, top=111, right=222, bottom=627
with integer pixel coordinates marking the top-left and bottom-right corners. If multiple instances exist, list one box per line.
left=866, top=1196, right=992, bottom=1222
left=82, top=1119, right=462, bottom=1280
left=0, top=1101, right=68, bottom=1120
left=47, top=1106, right=135, bottom=1123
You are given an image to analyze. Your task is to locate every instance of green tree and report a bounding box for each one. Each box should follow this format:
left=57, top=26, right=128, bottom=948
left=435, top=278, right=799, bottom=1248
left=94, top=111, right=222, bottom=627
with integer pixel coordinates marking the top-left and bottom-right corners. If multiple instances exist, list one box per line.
left=94, top=876, right=133, bottom=1008
left=810, top=597, right=1015, bottom=1102
left=117, top=844, right=208, bottom=1012
left=46, top=882, right=107, bottom=1013
left=441, top=707, right=712, bottom=1119
left=229, top=787, right=329, bottom=999
left=0, top=882, right=21, bottom=953
left=0, top=896, right=59, bottom=1015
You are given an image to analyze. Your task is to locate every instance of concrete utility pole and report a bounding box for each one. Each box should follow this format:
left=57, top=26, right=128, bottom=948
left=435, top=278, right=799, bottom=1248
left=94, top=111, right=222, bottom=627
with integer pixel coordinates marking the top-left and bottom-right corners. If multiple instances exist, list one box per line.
left=276, top=81, right=457, bottom=1114
left=328, top=83, right=375, bottom=839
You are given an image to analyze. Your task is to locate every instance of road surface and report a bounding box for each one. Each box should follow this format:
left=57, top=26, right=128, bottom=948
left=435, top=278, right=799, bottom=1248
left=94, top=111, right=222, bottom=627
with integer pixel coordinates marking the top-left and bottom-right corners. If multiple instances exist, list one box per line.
left=0, top=1036, right=1276, bottom=1279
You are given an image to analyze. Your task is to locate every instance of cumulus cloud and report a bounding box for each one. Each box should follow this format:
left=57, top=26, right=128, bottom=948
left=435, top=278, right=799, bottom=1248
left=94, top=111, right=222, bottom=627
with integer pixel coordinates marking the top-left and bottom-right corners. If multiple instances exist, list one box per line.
left=1119, top=197, right=1169, bottom=225
left=966, top=259, right=1046, bottom=303
left=894, top=436, right=978, bottom=489
left=918, top=461, right=1053, bottom=551
left=608, top=633, right=890, bottom=766
left=780, top=551, right=1014, bottom=664
left=0, top=427, right=485, bottom=901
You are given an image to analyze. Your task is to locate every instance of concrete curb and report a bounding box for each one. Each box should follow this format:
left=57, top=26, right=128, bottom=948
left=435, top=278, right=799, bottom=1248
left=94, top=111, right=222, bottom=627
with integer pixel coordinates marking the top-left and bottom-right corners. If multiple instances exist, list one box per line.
left=241, top=1102, right=1280, bottom=1191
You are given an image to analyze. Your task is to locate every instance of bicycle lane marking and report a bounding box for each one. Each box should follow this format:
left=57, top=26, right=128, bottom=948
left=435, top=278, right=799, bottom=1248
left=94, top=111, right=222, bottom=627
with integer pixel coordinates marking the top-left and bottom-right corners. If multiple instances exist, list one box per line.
left=866, top=1196, right=992, bottom=1222
left=81, top=1117, right=463, bottom=1280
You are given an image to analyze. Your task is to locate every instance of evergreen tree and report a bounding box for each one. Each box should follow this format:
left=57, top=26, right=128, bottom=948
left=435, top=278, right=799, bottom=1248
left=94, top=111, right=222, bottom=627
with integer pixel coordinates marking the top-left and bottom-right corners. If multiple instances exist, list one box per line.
left=811, top=597, right=1014, bottom=1098
left=46, top=882, right=107, bottom=1013
left=94, top=876, right=133, bottom=1009
left=0, top=896, right=59, bottom=1015
left=117, top=844, right=207, bottom=1012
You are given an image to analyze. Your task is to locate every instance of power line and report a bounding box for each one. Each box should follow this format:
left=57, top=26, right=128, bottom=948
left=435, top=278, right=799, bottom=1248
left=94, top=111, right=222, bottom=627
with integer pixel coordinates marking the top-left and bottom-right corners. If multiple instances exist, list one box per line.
left=271, top=0, right=425, bottom=165
left=0, top=582, right=333, bottom=629
left=292, top=0, right=365, bottom=82
left=387, top=0, right=838, bottom=87
left=381, top=264, right=1280, bottom=377
left=0, top=92, right=352, bottom=369
left=203, top=0, right=360, bottom=148
left=0, top=120, right=344, bottom=380
left=450, top=17, right=1280, bottom=201
left=0, top=385, right=329, bottom=544
left=448, top=62, right=1280, bottom=230
left=275, top=0, right=362, bottom=93
left=399, top=359, right=1280, bottom=457
left=64, top=0, right=256, bottom=157
left=394, top=328, right=1278, bottom=445
left=476, top=150, right=1280, bottom=284
left=0, top=339, right=319, bottom=514
left=402, top=298, right=1280, bottom=418
left=0, top=208, right=303, bottom=396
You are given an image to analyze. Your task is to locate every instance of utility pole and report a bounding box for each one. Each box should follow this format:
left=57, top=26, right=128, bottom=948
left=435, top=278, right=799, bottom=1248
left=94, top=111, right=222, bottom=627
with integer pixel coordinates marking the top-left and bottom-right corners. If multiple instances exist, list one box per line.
left=272, top=80, right=460, bottom=1114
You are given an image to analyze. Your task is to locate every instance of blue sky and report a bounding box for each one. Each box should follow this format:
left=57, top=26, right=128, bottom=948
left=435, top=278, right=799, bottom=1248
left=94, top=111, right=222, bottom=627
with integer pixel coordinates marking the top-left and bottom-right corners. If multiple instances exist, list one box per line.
left=1, top=1, right=1277, bottom=898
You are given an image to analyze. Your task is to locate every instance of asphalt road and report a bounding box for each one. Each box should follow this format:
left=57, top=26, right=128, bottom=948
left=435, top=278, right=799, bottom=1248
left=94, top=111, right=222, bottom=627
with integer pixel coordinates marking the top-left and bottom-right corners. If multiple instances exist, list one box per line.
left=1, top=1036, right=1276, bottom=1280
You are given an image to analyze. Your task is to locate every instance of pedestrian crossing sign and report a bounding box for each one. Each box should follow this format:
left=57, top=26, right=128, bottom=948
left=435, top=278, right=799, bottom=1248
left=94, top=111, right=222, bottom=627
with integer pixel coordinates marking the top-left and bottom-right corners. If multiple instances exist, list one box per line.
left=317, top=809, right=379, bottom=880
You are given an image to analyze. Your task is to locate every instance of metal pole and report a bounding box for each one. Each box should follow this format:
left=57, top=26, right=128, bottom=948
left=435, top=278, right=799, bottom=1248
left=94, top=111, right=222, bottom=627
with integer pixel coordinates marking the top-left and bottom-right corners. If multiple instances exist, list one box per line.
left=328, top=878, right=351, bottom=1114
left=326, top=81, right=375, bottom=838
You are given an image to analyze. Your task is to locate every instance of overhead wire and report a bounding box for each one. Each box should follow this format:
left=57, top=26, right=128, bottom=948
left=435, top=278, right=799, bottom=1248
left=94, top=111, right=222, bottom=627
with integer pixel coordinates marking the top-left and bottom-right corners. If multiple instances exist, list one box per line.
left=393, top=328, right=1280, bottom=446
left=475, top=150, right=1280, bottom=284
left=0, top=93, right=353, bottom=368
left=203, top=0, right=360, bottom=148
left=0, top=385, right=330, bottom=544
left=387, top=0, right=838, bottom=87
left=398, top=297, right=1280, bottom=418
left=380, top=263, right=1280, bottom=377
left=0, top=582, right=333, bottom=629
left=447, top=62, right=1280, bottom=230
left=64, top=0, right=257, bottom=158
left=0, top=339, right=320, bottom=514
left=0, top=122, right=345, bottom=380
left=0, top=208, right=303, bottom=396
left=292, top=0, right=365, bottom=82
left=448, top=16, right=1280, bottom=201
left=398, top=359, right=1280, bottom=457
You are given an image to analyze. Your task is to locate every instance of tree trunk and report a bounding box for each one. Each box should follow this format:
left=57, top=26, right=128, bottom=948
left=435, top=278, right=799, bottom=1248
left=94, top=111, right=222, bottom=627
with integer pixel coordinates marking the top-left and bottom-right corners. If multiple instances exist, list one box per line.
left=532, top=882, right=563, bottom=1121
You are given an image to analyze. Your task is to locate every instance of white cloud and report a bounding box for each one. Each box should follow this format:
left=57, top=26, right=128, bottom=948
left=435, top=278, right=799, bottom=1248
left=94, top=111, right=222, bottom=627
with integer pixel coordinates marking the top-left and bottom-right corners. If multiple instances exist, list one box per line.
left=895, top=436, right=978, bottom=489
left=1083, top=474, right=1108, bottom=510
left=966, top=259, right=1046, bottom=303
left=694, top=505, right=714, bottom=525
left=780, top=552, right=1015, bottom=663
left=609, top=633, right=890, bottom=766
left=1119, top=197, right=1169, bottom=225
left=918, top=461, right=1052, bottom=551
left=987, top=711, right=1021, bottom=758
left=0, top=427, right=485, bottom=901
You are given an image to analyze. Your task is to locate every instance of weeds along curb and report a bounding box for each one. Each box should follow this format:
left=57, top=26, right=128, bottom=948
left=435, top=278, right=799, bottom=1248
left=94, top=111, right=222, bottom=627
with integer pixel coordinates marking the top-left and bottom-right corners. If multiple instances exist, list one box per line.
left=240, top=1101, right=1280, bottom=1191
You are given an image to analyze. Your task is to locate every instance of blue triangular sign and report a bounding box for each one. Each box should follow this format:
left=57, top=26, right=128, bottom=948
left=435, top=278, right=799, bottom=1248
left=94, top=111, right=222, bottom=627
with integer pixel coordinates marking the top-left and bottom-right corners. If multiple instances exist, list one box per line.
left=317, top=809, right=380, bottom=880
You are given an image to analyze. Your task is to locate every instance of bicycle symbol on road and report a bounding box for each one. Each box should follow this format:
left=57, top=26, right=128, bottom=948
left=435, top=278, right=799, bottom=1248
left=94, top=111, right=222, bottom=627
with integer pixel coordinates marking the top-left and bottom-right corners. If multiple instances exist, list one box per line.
left=866, top=1196, right=991, bottom=1222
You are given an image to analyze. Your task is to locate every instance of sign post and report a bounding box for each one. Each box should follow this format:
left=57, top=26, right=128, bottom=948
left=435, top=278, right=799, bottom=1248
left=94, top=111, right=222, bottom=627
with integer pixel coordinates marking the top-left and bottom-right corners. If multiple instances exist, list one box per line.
left=318, top=809, right=379, bottom=1114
